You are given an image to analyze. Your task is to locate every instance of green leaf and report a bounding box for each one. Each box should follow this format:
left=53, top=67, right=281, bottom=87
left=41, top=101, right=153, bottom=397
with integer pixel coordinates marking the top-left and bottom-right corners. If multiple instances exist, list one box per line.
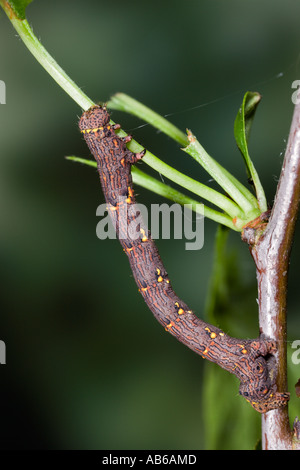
left=0, top=0, right=33, bottom=20
left=203, top=362, right=260, bottom=449
left=234, top=92, right=267, bottom=212
left=202, top=225, right=261, bottom=449
left=204, top=225, right=230, bottom=325
left=234, top=92, right=261, bottom=173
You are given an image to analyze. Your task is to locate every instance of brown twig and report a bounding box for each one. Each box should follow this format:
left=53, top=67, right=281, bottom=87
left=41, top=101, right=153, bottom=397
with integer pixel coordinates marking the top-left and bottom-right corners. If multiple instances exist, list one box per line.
left=244, top=101, right=300, bottom=449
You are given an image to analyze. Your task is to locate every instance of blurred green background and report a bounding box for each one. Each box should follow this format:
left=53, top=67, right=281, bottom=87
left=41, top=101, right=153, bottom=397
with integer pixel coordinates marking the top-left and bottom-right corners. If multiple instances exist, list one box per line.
left=0, top=0, right=299, bottom=450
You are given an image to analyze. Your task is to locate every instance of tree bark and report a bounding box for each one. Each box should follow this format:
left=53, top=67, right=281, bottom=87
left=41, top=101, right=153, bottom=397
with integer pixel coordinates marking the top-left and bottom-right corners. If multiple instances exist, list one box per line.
left=244, top=101, right=300, bottom=449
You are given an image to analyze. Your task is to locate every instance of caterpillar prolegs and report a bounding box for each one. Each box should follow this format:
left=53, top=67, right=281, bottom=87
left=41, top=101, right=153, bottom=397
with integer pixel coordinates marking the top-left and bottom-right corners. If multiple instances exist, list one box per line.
left=79, top=105, right=289, bottom=413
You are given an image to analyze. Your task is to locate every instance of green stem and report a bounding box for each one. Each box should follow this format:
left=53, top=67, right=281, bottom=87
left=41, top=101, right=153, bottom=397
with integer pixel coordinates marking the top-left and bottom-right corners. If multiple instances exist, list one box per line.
left=113, top=131, right=245, bottom=220
left=109, top=93, right=260, bottom=217
left=141, top=152, right=244, bottom=220
left=3, top=13, right=93, bottom=110
left=1, top=4, right=260, bottom=230
left=245, top=162, right=268, bottom=212
left=108, top=93, right=188, bottom=147
left=183, top=131, right=261, bottom=219
left=66, top=156, right=239, bottom=231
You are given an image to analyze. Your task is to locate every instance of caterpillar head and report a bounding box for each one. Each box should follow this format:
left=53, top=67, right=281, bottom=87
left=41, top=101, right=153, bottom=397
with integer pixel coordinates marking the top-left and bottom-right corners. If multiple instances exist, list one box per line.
left=79, top=105, right=110, bottom=135
left=239, top=356, right=290, bottom=413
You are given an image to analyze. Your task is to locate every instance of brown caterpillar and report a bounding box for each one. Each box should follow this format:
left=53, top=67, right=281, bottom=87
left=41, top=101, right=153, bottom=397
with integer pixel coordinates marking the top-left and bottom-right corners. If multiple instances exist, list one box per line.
left=79, top=104, right=289, bottom=413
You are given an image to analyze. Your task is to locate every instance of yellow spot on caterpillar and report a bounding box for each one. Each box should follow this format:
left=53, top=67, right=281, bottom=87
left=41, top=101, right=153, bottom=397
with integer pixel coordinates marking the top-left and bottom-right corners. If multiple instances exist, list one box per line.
left=205, top=327, right=211, bottom=332
left=80, top=125, right=104, bottom=134
left=126, top=187, right=134, bottom=203
left=165, top=321, right=174, bottom=330
left=203, top=348, right=209, bottom=355
left=174, top=302, right=179, bottom=308
left=126, top=247, right=133, bottom=252
left=140, top=228, right=148, bottom=242
left=128, top=187, right=134, bottom=198
left=141, top=287, right=148, bottom=292
left=178, top=308, right=184, bottom=315
left=157, top=276, right=163, bottom=282
left=106, top=125, right=111, bottom=130
left=242, top=349, right=248, bottom=354
left=219, top=332, right=225, bottom=336
left=166, top=279, right=170, bottom=284
left=156, top=268, right=161, bottom=275
left=210, top=332, right=217, bottom=339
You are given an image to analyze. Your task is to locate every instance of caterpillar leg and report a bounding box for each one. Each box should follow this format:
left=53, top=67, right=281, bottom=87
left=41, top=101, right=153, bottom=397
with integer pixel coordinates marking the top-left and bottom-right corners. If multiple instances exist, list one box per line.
left=248, top=336, right=277, bottom=358
left=122, top=135, right=132, bottom=144
left=120, top=134, right=146, bottom=164
left=241, top=389, right=290, bottom=413
left=125, top=148, right=146, bottom=165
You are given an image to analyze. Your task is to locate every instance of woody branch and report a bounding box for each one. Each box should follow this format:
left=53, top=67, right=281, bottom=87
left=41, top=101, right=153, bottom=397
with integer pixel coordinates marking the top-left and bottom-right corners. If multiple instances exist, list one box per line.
left=249, top=101, right=300, bottom=449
